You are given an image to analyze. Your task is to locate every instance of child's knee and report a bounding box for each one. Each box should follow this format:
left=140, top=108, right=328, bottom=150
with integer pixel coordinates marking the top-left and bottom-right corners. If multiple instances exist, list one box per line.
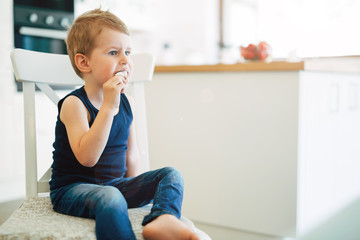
left=163, top=167, right=184, bottom=186
left=99, top=186, right=127, bottom=210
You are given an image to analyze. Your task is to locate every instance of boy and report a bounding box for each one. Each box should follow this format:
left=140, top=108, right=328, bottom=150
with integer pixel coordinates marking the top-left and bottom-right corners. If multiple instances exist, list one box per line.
left=49, top=9, right=199, bottom=240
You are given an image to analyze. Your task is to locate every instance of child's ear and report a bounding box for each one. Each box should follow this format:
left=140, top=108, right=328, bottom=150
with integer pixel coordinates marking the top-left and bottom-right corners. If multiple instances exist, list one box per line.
left=74, top=53, right=91, bottom=73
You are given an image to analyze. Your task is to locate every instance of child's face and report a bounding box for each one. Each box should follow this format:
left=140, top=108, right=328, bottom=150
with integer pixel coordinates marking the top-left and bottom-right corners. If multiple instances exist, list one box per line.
left=86, top=28, right=133, bottom=86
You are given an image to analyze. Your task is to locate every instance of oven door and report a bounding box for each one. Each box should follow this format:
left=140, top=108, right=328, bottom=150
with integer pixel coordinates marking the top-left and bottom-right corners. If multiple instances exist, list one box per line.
left=16, top=26, right=67, bottom=53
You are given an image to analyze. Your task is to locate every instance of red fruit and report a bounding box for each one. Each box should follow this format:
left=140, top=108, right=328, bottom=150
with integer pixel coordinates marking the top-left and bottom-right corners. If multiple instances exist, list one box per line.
left=246, top=50, right=256, bottom=60
left=241, top=44, right=257, bottom=60
left=240, top=46, right=249, bottom=59
left=258, top=42, right=267, bottom=50
left=247, top=43, right=257, bottom=52
left=258, top=50, right=268, bottom=61
left=258, top=42, right=271, bottom=61
left=242, top=49, right=256, bottom=60
left=241, top=42, right=271, bottom=60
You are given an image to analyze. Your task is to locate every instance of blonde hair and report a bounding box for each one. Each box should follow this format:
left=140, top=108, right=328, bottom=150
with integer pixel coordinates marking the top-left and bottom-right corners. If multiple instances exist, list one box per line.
left=66, top=9, right=129, bottom=77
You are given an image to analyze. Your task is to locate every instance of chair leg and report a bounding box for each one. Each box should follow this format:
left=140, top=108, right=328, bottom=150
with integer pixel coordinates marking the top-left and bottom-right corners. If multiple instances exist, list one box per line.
left=23, top=82, right=38, bottom=197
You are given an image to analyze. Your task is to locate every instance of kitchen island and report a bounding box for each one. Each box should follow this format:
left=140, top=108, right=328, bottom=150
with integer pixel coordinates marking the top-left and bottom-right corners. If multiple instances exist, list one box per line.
left=144, top=58, right=360, bottom=239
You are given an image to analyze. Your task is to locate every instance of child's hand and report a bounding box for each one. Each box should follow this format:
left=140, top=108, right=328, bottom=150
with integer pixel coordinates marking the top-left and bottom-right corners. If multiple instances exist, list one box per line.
left=102, top=75, right=127, bottom=115
left=116, top=71, right=129, bottom=93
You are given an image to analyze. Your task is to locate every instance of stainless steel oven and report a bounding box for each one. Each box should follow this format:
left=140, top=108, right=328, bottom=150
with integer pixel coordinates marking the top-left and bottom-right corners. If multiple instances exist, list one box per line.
left=14, top=0, right=74, bottom=91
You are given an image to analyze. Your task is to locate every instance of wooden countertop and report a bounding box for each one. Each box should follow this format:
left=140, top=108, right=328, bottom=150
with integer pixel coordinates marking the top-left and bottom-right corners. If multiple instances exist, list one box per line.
left=154, top=56, right=360, bottom=73
left=155, top=61, right=304, bottom=73
left=304, top=56, right=360, bottom=74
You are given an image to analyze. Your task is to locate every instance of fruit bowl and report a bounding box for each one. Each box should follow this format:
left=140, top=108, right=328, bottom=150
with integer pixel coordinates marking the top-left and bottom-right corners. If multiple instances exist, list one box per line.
left=240, top=42, right=271, bottom=61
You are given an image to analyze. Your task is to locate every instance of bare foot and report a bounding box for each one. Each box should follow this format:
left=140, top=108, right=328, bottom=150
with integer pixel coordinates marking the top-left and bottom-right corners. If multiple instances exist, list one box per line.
left=142, top=214, right=199, bottom=240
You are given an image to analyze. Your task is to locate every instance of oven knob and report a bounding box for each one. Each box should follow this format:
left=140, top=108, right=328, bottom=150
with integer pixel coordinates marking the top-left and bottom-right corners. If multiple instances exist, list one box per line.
left=60, top=17, right=71, bottom=29
left=45, top=15, right=55, bottom=25
left=29, top=13, right=38, bottom=23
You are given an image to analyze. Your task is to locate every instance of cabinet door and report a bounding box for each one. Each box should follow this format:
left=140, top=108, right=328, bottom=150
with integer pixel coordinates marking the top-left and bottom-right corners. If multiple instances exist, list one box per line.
left=298, top=71, right=360, bottom=235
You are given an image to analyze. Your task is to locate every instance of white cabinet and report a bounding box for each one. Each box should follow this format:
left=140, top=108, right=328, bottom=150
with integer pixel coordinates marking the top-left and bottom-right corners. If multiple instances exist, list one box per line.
left=297, top=71, right=360, bottom=235
left=145, top=70, right=360, bottom=238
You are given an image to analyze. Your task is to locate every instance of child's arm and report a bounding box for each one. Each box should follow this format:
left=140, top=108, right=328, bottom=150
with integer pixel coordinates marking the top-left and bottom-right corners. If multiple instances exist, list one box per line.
left=125, top=95, right=143, bottom=177
left=60, top=76, right=126, bottom=167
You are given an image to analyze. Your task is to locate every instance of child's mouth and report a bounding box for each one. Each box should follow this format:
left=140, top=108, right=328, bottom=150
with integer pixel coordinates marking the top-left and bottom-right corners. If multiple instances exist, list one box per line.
left=115, top=71, right=128, bottom=78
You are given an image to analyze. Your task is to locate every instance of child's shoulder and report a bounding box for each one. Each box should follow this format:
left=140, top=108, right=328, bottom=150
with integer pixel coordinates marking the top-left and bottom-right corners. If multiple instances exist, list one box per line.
left=60, top=95, right=88, bottom=118
left=58, top=87, right=84, bottom=109
left=59, top=88, right=89, bottom=123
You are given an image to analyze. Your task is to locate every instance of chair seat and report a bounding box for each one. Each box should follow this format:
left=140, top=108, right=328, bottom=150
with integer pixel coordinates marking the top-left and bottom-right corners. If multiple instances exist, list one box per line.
left=0, top=196, right=210, bottom=240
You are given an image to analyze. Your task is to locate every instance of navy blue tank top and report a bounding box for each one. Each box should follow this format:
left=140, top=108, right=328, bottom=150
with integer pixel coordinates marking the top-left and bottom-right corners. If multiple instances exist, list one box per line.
left=50, top=86, right=133, bottom=190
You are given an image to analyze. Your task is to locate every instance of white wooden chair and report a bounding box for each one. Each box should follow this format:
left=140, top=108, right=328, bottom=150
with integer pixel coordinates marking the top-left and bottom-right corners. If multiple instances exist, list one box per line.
left=0, top=49, right=210, bottom=240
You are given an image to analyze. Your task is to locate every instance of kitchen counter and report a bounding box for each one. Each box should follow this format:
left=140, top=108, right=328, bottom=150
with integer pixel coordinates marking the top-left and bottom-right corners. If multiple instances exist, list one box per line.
left=147, top=59, right=360, bottom=238
left=155, top=56, right=360, bottom=73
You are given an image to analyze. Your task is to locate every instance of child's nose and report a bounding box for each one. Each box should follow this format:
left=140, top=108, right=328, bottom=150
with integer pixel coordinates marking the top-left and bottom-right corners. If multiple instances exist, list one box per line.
left=119, top=53, right=129, bottom=65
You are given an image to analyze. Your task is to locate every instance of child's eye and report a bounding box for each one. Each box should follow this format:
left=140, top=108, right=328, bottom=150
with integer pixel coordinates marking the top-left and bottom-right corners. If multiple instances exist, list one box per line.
left=125, top=51, right=131, bottom=56
left=109, top=51, right=118, bottom=56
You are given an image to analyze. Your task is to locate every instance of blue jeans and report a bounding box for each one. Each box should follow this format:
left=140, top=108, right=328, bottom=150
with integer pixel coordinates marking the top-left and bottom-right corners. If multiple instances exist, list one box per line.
left=50, top=167, right=184, bottom=240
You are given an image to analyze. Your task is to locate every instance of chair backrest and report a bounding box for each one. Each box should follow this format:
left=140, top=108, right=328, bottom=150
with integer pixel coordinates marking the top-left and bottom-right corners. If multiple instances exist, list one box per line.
left=10, top=48, right=155, bottom=197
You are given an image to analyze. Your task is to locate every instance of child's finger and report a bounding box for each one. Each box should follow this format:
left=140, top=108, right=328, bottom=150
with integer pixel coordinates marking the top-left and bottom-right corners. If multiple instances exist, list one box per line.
left=103, top=77, right=123, bottom=94
left=106, top=75, right=122, bottom=86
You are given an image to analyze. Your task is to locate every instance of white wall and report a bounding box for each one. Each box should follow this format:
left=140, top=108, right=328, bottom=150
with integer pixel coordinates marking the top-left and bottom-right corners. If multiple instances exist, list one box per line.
left=75, top=0, right=219, bottom=65
left=145, top=0, right=219, bottom=65
left=0, top=0, right=26, bottom=202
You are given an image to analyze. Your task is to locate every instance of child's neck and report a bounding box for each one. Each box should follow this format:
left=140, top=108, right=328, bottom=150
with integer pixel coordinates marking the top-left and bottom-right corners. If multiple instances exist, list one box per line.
left=84, top=83, right=104, bottom=110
